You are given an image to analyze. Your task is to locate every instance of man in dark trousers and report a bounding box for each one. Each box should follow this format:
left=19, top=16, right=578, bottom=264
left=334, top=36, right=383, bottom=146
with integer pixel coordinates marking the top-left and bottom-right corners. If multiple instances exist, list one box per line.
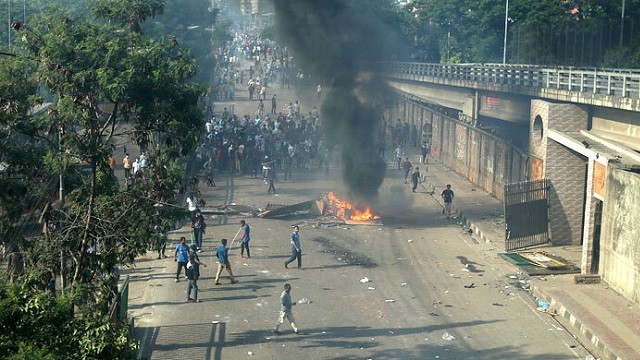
left=186, top=244, right=207, bottom=302
left=411, top=167, right=422, bottom=193
left=191, top=212, right=206, bottom=252
left=402, top=156, right=412, bottom=183
left=267, top=167, right=277, bottom=194
left=271, top=94, right=277, bottom=114
left=174, top=236, right=190, bottom=282
left=284, top=226, right=302, bottom=269
left=239, top=220, right=251, bottom=258
left=441, top=184, right=455, bottom=217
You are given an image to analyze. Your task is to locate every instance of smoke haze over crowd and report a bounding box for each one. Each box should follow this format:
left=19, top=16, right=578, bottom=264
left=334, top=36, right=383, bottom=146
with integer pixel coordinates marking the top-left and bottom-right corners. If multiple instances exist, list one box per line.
left=271, top=0, right=407, bottom=201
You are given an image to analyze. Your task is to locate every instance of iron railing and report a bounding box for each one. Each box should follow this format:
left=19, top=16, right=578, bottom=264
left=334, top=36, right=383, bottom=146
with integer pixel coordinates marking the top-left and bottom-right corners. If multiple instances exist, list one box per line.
left=380, top=62, right=640, bottom=99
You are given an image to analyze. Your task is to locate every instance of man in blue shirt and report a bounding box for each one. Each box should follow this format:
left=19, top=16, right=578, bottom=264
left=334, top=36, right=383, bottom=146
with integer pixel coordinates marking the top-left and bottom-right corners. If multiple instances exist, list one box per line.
left=284, top=226, right=302, bottom=269
left=214, top=238, right=238, bottom=285
left=174, top=236, right=190, bottom=282
left=240, top=220, right=251, bottom=258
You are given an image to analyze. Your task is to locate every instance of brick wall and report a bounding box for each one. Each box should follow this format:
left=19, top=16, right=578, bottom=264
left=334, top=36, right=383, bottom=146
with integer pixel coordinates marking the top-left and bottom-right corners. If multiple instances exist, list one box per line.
left=546, top=141, right=587, bottom=245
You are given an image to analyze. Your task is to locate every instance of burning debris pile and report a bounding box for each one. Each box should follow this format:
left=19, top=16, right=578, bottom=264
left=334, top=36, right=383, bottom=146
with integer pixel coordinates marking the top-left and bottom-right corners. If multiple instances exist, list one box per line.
left=257, top=192, right=382, bottom=226
left=322, top=192, right=382, bottom=226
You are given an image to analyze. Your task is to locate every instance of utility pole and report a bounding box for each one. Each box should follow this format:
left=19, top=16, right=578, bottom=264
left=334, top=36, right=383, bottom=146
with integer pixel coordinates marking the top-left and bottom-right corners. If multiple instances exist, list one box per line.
left=620, top=0, right=626, bottom=47
left=7, top=0, right=11, bottom=48
left=502, top=0, right=509, bottom=64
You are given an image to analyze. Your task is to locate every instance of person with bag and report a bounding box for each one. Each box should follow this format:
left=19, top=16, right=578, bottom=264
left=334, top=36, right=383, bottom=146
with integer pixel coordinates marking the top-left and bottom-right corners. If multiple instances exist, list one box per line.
left=186, top=245, right=207, bottom=302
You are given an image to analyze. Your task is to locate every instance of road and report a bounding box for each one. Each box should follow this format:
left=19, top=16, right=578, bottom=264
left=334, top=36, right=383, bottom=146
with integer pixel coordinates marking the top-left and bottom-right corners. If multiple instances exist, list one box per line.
left=129, top=166, right=591, bottom=360
left=126, top=62, right=592, bottom=359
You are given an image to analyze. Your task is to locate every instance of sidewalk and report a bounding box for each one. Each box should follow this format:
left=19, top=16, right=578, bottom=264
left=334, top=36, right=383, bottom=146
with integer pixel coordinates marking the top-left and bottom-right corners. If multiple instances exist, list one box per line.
left=412, top=152, right=640, bottom=360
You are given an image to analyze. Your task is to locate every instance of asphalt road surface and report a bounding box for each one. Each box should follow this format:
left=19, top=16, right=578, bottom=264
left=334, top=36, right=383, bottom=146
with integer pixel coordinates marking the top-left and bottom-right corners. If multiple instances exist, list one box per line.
left=128, top=164, right=591, bottom=360
left=128, top=68, right=591, bottom=359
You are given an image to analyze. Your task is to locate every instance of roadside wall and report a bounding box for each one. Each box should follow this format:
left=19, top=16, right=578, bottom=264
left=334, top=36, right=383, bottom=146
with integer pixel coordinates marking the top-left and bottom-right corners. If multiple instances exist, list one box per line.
left=600, top=168, right=640, bottom=304
left=390, top=95, right=528, bottom=201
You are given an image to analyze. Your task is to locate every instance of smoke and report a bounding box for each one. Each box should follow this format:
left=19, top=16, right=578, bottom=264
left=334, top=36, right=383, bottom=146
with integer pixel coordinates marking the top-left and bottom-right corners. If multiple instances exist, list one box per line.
left=272, top=0, right=406, bottom=201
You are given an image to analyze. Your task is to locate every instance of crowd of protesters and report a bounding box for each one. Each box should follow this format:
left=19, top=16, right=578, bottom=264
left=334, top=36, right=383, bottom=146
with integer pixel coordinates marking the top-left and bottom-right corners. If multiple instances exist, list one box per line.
left=193, top=33, right=333, bottom=196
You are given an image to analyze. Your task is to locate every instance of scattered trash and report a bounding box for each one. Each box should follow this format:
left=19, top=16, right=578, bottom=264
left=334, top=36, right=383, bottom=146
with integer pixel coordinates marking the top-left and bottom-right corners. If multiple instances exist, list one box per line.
left=360, top=277, right=371, bottom=283
left=585, top=355, right=595, bottom=360
left=442, top=332, right=456, bottom=341
left=368, top=287, right=376, bottom=290
left=211, top=320, right=220, bottom=324
left=537, top=300, right=550, bottom=309
left=248, top=351, right=253, bottom=356
left=385, top=299, right=396, bottom=303
left=509, top=275, right=518, bottom=279
left=408, top=239, right=414, bottom=243
left=298, top=298, right=311, bottom=304
left=492, top=303, right=503, bottom=307
left=401, top=282, right=407, bottom=286
left=444, top=290, right=450, bottom=294
left=463, top=283, right=475, bottom=289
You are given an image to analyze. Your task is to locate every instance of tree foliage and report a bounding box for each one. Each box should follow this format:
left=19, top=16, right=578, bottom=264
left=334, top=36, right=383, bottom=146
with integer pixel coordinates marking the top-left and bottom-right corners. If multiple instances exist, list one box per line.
left=1, top=0, right=207, bottom=358
left=402, top=0, right=640, bottom=66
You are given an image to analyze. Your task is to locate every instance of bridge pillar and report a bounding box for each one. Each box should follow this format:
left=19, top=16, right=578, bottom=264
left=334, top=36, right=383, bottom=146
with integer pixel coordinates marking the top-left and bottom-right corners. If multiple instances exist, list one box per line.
left=530, top=100, right=590, bottom=249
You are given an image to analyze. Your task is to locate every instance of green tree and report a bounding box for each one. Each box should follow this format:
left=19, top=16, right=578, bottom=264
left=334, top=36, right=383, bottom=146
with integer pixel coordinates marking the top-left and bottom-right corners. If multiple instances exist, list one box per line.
left=1, top=0, right=206, bottom=357
left=402, top=0, right=640, bottom=66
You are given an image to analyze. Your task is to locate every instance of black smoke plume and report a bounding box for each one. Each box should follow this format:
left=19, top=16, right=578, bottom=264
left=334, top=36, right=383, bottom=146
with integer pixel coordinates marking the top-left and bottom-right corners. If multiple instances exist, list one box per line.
left=272, top=0, right=406, bottom=201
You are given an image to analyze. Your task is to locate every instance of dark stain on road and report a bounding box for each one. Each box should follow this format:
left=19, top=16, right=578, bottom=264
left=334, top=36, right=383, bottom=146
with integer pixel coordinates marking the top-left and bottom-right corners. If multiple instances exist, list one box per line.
left=313, top=236, right=378, bottom=268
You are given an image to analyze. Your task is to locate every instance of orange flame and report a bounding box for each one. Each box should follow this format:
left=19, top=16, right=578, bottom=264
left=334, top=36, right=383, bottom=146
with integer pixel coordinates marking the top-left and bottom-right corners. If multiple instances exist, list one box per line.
left=326, top=192, right=381, bottom=221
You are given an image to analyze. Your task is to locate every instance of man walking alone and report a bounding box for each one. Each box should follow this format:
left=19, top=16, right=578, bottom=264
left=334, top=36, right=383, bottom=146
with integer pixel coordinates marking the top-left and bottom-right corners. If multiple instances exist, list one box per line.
left=284, top=226, right=302, bottom=269
left=273, top=283, right=300, bottom=335
left=441, top=184, right=455, bottom=217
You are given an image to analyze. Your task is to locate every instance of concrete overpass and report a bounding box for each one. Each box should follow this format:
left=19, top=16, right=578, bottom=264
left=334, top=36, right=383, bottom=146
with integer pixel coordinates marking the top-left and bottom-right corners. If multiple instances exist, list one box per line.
left=379, top=62, right=640, bottom=151
left=378, top=61, right=640, bottom=305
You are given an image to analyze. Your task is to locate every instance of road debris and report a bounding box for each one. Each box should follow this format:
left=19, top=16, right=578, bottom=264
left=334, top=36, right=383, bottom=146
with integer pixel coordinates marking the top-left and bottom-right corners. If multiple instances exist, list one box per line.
left=442, top=332, right=456, bottom=341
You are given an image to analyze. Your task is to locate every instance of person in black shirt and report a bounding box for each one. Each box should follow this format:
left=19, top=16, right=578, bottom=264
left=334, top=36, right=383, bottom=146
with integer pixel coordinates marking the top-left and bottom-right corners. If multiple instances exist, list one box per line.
left=441, top=184, right=455, bottom=217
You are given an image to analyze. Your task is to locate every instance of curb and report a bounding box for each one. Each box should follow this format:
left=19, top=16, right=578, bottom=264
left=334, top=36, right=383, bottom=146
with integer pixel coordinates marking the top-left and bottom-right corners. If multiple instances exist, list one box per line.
left=531, top=285, right=620, bottom=360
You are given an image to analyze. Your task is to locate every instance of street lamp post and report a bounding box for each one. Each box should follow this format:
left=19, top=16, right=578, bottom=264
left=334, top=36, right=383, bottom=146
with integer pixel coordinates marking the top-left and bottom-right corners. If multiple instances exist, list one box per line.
left=7, top=0, right=11, bottom=48
left=502, top=0, right=509, bottom=64
left=620, top=0, right=626, bottom=47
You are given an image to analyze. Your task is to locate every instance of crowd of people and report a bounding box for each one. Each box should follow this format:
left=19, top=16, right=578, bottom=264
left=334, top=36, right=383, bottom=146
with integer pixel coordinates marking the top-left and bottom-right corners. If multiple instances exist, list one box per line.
left=164, top=29, right=447, bottom=336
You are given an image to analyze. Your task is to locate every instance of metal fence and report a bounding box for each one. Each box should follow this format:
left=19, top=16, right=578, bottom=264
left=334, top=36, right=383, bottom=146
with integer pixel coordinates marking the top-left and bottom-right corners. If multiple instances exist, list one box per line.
left=380, top=61, right=640, bottom=99
left=109, top=275, right=130, bottom=324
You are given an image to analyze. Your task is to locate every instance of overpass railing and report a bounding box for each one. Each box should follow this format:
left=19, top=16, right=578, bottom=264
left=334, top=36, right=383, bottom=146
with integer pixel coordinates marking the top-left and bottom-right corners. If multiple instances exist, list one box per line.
left=380, top=62, right=640, bottom=99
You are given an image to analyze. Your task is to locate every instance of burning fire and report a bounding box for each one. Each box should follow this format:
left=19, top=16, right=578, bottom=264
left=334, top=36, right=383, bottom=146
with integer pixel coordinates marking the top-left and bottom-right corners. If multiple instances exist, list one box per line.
left=325, top=192, right=381, bottom=221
